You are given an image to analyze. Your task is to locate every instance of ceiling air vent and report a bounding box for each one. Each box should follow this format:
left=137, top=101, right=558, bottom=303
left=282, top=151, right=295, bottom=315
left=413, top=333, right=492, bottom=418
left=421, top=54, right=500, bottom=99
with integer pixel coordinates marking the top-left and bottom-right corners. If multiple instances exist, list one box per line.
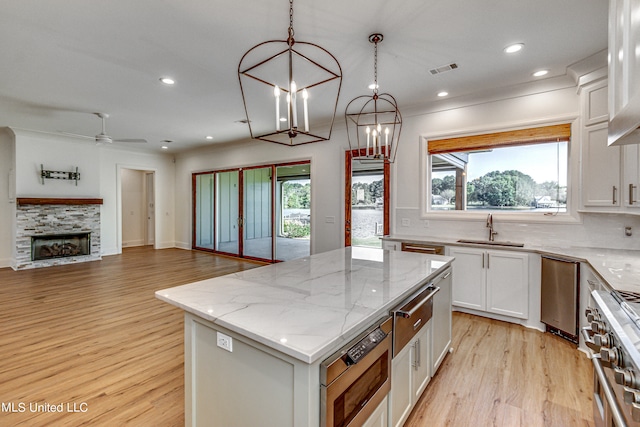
left=429, top=63, right=458, bottom=75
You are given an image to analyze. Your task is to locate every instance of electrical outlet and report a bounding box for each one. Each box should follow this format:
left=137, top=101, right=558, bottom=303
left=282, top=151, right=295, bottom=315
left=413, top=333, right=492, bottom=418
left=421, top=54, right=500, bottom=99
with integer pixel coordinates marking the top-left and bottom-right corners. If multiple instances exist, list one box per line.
left=401, top=218, right=410, bottom=227
left=625, top=226, right=633, bottom=237
left=217, top=332, right=233, bottom=352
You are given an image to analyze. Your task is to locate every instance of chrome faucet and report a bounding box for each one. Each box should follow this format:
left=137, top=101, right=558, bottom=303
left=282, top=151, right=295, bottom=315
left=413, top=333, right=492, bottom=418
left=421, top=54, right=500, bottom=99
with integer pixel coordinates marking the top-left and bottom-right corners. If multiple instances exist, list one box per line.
left=486, top=213, right=498, bottom=241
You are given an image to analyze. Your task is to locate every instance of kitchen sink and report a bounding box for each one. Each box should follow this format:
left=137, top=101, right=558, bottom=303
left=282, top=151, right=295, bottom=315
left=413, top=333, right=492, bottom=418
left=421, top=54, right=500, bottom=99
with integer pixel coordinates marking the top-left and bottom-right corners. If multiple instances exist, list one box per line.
left=456, top=239, right=524, bottom=248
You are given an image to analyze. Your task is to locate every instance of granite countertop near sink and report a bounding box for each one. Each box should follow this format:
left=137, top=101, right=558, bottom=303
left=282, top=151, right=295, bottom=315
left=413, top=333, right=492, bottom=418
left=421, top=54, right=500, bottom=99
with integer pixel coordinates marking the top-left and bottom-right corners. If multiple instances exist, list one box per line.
left=384, top=235, right=640, bottom=293
left=156, top=246, right=453, bottom=364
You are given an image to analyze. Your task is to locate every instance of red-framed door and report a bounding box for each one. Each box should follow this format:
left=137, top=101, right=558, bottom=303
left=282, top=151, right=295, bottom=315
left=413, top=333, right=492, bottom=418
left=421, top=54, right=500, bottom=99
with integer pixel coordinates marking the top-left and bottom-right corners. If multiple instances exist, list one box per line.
left=193, top=160, right=311, bottom=262
left=345, top=149, right=390, bottom=247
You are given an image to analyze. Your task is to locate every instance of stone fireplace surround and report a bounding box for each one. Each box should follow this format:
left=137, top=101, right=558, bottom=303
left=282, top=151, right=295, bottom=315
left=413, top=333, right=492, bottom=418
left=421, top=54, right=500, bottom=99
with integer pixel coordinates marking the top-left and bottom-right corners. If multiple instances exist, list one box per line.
left=14, top=198, right=102, bottom=270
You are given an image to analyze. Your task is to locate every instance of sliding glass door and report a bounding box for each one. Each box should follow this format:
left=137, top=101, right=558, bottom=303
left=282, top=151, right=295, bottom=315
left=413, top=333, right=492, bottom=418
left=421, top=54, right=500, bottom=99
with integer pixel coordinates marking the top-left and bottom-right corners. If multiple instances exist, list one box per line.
left=243, top=167, right=273, bottom=260
left=275, top=163, right=311, bottom=261
left=194, top=173, right=215, bottom=250
left=193, top=161, right=310, bottom=262
left=216, top=170, right=240, bottom=256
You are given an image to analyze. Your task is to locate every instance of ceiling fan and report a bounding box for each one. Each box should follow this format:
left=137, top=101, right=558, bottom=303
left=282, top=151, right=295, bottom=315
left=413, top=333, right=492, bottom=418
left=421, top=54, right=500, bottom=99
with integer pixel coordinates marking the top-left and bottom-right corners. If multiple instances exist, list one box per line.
left=63, top=112, right=147, bottom=144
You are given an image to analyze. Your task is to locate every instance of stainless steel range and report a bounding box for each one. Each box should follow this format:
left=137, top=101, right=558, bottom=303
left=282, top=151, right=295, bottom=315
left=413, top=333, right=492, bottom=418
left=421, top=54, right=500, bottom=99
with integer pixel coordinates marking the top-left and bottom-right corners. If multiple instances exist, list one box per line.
left=584, top=290, right=640, bottom=427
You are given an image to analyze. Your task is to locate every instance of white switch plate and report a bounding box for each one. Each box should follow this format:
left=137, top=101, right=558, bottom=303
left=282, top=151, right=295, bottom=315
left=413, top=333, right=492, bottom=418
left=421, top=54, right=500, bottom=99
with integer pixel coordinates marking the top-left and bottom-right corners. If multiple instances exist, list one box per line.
left=325, top=216, right=335, bottom=223
left=217, top=332, right=233, bottom=352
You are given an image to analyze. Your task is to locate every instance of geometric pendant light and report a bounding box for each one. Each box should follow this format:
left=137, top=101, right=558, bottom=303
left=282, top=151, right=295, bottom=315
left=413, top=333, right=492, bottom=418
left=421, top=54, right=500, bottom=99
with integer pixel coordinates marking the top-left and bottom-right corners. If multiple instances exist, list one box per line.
left=238, top=0, right=342, bottom=146
left=345, top=34, right=402, bottom=162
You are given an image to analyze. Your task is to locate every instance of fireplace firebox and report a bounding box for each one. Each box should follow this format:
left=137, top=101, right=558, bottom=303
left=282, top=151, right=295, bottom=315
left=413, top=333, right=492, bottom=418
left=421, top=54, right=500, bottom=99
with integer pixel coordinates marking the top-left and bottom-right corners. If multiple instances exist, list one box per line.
left=31, top=233, right=91, bottom=261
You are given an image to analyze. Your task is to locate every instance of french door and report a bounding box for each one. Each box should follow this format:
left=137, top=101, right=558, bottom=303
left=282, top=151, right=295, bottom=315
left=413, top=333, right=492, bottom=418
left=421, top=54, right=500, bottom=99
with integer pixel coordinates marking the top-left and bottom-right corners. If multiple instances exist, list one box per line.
left=193, top=161, right=310, bottom=262
left=345, top=150, right=390, bottom=248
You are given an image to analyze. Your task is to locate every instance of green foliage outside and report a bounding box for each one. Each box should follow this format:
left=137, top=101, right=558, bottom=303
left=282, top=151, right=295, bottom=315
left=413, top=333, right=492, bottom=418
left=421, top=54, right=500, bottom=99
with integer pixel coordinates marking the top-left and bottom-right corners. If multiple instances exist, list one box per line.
left=283, top=182, right=310, bottom=209
left=432, top=170, right=567, bottom=208
left=282, top=181, right=311, bottom=239
left=351, top=179, right=383, bottom=205
left=283, top=221, right=310, bottom=238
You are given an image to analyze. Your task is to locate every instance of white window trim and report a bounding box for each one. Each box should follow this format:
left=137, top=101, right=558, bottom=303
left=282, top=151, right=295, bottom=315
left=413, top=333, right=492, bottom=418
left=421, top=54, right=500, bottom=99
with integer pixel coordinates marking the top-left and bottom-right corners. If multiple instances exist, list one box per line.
left=419, top=116, right=582, bottom=224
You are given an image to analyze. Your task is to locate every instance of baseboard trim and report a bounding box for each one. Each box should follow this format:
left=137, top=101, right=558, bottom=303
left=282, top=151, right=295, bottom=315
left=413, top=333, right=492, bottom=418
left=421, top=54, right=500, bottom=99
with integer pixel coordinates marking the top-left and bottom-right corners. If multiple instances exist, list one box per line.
left=173, top=241, right=191, bottom=250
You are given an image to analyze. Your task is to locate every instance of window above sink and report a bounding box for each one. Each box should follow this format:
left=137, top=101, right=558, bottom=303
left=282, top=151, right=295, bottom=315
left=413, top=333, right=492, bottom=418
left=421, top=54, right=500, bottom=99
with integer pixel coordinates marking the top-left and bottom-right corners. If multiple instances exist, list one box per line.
left=422, top=123, right=571, bottom=219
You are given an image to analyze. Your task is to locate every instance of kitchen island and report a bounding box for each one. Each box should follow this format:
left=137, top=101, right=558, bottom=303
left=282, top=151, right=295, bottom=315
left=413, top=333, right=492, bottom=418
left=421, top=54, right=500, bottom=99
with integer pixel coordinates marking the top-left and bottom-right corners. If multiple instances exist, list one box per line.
left=156, top=246, right=453, bottom=427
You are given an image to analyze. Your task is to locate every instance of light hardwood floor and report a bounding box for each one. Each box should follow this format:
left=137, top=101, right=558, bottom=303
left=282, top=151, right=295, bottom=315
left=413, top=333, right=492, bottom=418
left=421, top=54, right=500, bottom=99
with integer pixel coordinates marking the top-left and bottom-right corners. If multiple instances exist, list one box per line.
left=0, top=247, right=260, bottom=426
left=0, top=247, right=594, bottom=426
left=405, top=313, right=595, bottom=427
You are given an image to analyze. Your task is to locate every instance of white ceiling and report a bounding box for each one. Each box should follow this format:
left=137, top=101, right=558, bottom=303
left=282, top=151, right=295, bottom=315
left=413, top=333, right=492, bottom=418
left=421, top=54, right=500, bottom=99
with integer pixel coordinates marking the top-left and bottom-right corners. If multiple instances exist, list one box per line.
left=0, top=0, right=608, bottom=154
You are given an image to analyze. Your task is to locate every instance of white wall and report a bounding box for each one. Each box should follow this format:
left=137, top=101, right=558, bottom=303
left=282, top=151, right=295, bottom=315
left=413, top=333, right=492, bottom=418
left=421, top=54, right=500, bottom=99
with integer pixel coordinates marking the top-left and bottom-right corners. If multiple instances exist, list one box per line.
left=4, top=77, right=638, bottom=267
left=392, top=86, right=640, bottom=250
left=14, top=130, right=101, bottom=197
left=174, top=84, right=640, bottom=254
left=0, top=129, right=176, bottom=266
left=121, top=168, right=146, bottom=247
left=99, top=147, right=175, bottom=255
left=174, top=137, right=346, bottom=254
left=0, top=128, right=16, bottom=267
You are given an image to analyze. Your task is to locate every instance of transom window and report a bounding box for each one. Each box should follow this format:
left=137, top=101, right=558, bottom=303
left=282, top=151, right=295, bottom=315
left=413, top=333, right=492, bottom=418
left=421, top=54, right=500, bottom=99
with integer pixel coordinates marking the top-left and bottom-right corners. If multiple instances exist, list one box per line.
left=427, top=124, right=570, bottom=213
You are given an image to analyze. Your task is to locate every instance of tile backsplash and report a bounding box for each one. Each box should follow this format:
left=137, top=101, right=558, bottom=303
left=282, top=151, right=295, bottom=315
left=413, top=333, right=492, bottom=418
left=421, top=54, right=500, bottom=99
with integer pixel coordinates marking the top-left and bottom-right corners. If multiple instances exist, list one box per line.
left=393, top=209, right=640, bottom=251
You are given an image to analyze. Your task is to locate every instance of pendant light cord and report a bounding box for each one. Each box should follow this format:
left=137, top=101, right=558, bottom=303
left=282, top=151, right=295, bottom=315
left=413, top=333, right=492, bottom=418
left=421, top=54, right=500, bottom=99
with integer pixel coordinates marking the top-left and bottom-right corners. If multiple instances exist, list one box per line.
left=373, top=38, right=378, bottom=95
left=288, top=0, right=295, bottom=43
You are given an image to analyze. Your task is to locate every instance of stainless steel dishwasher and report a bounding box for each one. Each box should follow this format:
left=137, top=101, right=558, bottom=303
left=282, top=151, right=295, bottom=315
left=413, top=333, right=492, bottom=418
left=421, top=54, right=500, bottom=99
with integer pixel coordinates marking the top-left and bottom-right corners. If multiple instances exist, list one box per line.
left=540, top=255, right=580, bottom=343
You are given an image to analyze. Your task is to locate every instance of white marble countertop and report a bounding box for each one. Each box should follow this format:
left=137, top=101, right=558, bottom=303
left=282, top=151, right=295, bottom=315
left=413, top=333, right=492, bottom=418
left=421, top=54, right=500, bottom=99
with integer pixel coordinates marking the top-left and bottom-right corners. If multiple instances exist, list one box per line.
left=384, top=235, right=640, bottom=293
left=156, top=247, right=453, bottom=364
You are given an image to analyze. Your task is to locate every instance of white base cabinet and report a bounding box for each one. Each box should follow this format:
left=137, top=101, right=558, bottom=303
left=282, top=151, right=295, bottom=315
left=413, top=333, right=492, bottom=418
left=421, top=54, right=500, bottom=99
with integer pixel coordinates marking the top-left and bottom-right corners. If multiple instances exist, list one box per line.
left=363, top=395, right=389, bottom=427
left=389, top=321, right=431, bottom=427
left=432, top=268, right=452, bottom=374
left=449, top=247, right=529, bottom=320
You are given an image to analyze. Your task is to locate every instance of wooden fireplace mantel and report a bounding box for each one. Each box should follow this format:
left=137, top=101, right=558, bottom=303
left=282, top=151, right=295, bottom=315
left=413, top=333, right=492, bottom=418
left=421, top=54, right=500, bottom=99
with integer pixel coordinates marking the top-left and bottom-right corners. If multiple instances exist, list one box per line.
left=17, top=197, right=103, bottom=205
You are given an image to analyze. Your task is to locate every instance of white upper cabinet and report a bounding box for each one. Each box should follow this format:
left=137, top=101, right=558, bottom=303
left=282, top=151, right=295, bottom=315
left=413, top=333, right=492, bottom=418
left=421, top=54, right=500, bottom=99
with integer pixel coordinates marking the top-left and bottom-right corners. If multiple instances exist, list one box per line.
left=581, top=121, right=622, bottom=207
left=624, top=144, right=640, bottom=207
left=608, top=0, right=640, bottom=146
left=583, top=79, right=609, bottom=126
left=578, top=79, right=640, bottom=211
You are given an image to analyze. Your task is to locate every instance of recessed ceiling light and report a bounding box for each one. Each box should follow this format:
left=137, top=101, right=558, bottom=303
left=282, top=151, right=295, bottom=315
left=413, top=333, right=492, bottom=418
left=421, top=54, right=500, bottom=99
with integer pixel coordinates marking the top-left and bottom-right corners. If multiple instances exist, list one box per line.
left=205, top=135, right=213, bottom=140
left=160, top=77, right=175, bottom=85
left=437, top=91, right=449, bottom=97
left=533, top=70, right=549, bottom=77
left=504, top=43, right=524, bottom=54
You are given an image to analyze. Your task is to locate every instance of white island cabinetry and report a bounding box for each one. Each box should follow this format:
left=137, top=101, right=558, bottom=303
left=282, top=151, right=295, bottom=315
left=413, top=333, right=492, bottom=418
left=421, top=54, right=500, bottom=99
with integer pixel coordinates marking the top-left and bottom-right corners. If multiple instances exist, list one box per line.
left=431, top=267, right=452, bottom=373
left=362, top=396, right=389, bottom=427
left=156, top=247, right=453, bottom=427
left=390, top=322, right=431, bottom=427
left=185, top=314, right=315, bottom=426
left=389, top=266, right=451, bottom=427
